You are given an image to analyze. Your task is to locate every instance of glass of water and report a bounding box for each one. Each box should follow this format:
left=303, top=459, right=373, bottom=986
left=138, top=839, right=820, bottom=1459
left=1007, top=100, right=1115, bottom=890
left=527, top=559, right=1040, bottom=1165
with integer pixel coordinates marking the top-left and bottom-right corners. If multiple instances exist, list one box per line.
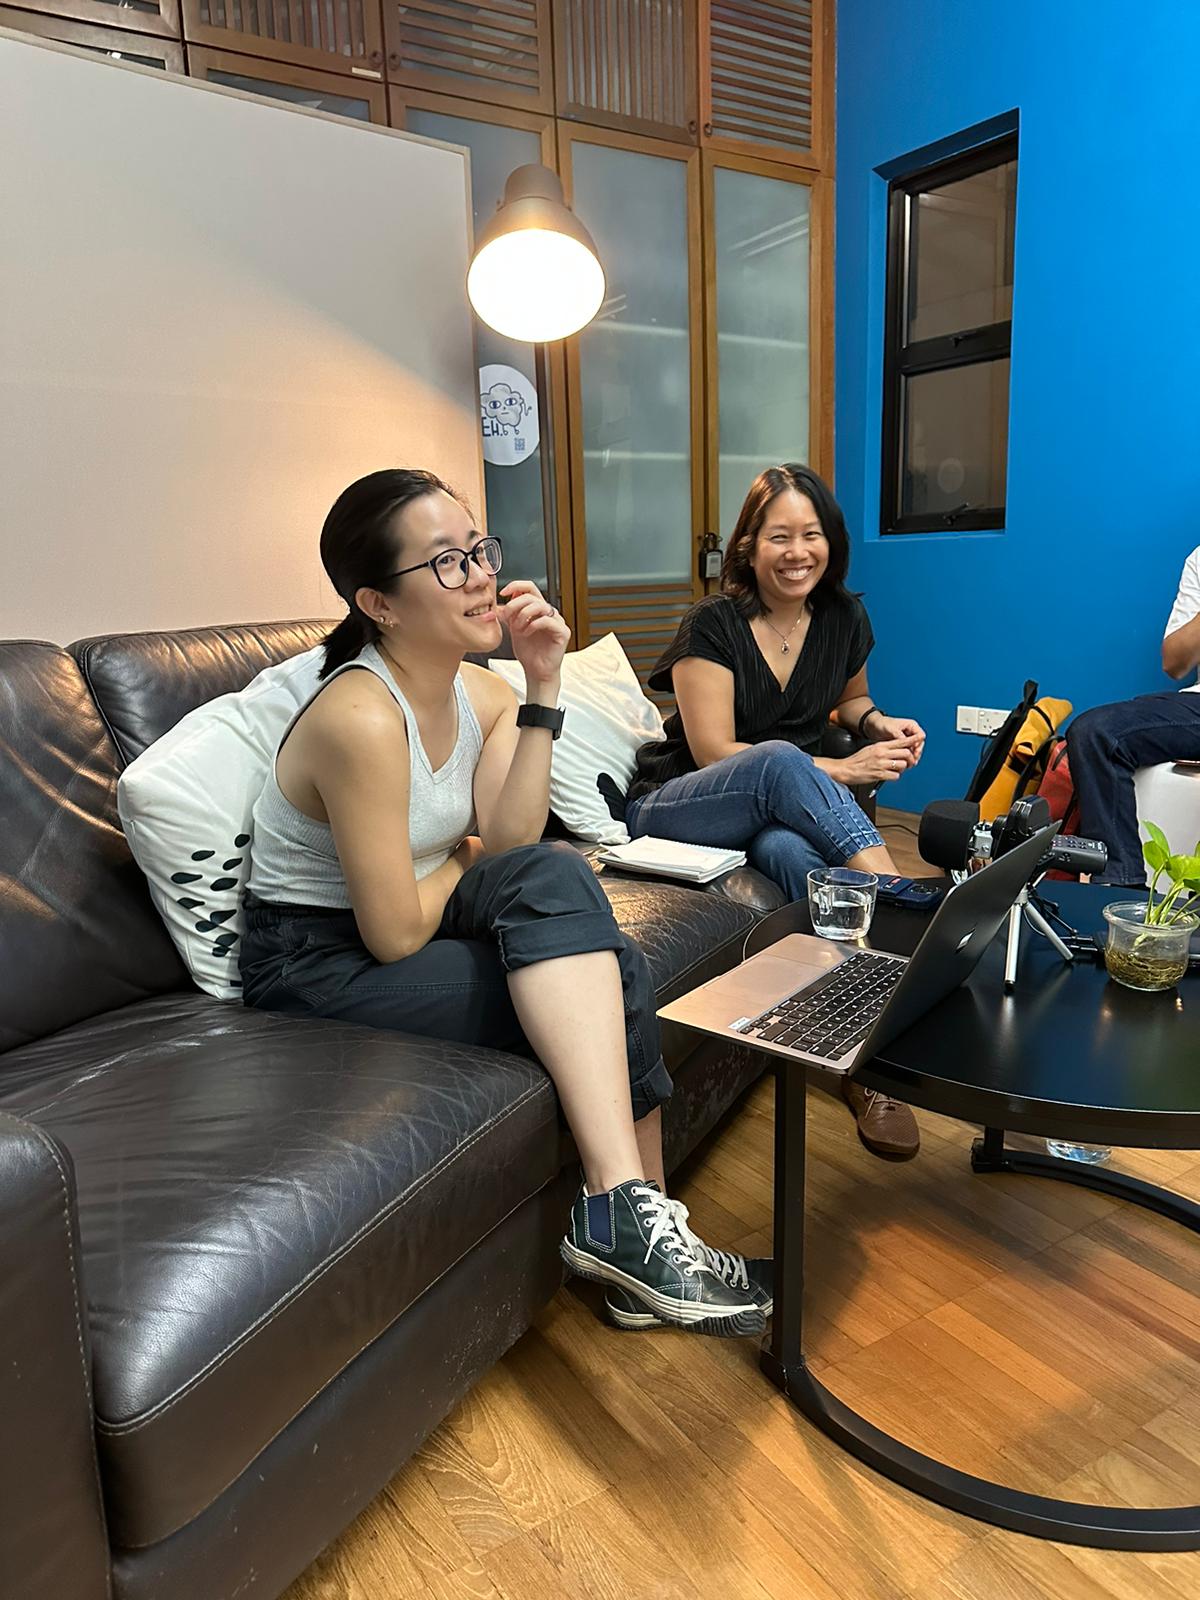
left=807, top=867, right=878, bottom=942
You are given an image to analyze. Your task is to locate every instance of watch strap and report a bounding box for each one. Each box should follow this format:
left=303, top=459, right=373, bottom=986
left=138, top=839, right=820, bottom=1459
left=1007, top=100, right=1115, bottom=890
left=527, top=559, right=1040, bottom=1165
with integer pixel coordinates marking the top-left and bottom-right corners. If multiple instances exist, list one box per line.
left=516, top=702, right=565, bottom=740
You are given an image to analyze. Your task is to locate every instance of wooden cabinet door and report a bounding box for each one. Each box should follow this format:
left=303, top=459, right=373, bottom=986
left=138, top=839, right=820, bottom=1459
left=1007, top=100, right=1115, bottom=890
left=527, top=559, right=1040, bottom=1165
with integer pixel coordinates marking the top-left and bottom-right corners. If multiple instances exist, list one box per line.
left=553, top=0, right=696, bottom=144
left=5, top=0, right=179, bottom=38
left=699, top=0, right=831, bottom=171
left=180, top=0, right=385, bottom=77
left=0, top=6, right=183, bottom=64
left=189, top=45, right=387, bottom=120
left=383, top=0, right=553, bottom=114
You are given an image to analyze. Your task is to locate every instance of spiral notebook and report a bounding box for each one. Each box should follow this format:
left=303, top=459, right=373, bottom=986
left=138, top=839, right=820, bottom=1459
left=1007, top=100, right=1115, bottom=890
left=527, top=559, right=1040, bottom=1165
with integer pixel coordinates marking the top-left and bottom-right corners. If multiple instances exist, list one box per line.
left=595, top=836, right=746, bottom=884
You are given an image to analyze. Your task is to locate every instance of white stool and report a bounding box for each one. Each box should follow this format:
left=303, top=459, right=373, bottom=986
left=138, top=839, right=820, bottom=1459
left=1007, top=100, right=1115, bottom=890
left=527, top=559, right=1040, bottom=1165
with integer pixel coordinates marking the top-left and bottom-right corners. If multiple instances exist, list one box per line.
left=1133, top=762, right=1200, bottom=884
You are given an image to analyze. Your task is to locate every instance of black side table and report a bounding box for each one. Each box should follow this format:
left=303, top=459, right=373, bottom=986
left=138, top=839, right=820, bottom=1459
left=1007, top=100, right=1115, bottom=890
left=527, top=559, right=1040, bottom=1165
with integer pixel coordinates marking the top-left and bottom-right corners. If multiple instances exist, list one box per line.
left=748, top=882, right=1200, bottom=1550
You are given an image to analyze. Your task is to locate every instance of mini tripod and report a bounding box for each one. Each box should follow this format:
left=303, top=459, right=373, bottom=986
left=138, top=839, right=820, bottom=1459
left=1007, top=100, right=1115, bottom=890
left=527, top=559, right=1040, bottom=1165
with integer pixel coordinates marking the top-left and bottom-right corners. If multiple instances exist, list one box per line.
left=1002, top=879, right=1076, bottom=990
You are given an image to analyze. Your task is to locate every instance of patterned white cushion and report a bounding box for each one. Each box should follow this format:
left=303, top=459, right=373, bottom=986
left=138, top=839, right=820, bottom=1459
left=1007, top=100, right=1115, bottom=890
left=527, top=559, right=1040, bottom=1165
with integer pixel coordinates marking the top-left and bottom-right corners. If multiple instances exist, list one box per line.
left=488, top=633, right=665, bottom=846
left=117, top=647, right=325, bottom=1000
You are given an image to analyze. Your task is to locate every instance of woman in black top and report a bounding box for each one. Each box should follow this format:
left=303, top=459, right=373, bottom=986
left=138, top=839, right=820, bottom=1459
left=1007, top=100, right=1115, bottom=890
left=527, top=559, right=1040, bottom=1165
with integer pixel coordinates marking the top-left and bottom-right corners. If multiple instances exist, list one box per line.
left=626, top=465, right=927, bottom=1156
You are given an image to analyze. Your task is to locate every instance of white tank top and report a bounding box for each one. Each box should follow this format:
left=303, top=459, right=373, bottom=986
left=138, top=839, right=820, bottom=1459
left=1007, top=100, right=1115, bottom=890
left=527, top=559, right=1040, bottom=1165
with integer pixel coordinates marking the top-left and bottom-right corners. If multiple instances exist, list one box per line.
left=247, top=643, right=482, bottom=909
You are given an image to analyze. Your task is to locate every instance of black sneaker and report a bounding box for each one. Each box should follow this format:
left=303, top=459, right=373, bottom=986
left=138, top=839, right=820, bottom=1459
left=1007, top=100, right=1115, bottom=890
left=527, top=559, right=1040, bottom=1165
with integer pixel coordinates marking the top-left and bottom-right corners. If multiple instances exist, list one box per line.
left=561, top=1181, right=766, bottom=1338
left=604, top=1197, right=773, bottom=1330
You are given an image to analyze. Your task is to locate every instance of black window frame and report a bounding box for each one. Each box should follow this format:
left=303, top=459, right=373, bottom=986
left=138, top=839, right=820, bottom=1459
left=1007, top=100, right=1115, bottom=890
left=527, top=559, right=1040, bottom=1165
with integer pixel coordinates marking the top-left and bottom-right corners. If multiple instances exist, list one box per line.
left=880, top=132, right=1018, bottom=536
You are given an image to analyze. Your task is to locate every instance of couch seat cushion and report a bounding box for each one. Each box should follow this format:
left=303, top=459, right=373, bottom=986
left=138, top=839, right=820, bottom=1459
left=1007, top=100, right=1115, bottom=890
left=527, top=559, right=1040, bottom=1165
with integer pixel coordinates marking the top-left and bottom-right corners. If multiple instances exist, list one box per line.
left=597, top=871, right=760, bottom=1003
left=0, top=994, right=560, bottom=1549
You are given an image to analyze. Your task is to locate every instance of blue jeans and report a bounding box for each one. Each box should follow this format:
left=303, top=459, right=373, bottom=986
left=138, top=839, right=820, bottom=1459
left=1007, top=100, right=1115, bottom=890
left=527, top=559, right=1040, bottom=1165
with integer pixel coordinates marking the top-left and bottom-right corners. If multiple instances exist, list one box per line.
left=625, top=741, right=885, bottom=903
left=1066, top=690, right=1200, bottom=885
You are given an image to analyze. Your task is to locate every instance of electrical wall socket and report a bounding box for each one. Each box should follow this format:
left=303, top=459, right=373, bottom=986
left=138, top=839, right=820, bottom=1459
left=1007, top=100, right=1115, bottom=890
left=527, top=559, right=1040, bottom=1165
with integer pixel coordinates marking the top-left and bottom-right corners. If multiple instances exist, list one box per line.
left=976, top=707, right=1011, bottom=737
left=956, top=706, right=1010, bottom=737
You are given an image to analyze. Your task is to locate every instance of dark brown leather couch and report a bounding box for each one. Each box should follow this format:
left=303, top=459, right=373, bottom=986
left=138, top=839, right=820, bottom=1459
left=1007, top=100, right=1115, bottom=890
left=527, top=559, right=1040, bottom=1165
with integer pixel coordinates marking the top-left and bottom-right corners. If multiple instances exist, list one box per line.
left=0, top=621, right=789, bottom=1600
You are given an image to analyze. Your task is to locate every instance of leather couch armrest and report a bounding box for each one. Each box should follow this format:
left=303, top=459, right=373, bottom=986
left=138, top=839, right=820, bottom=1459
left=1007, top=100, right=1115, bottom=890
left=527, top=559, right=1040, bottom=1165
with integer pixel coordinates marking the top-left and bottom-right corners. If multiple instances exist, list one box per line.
left=819, top=723, right=860, bottom=761
left=0, top=1114, right=111, bottom=1599
left=818, top=724, right=878, bottom=823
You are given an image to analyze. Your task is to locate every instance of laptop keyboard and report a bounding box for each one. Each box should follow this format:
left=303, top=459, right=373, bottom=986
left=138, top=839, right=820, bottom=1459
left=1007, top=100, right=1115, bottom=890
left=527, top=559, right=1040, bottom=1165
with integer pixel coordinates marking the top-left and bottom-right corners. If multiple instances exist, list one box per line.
left=732, top=949, right=906, bottom=1061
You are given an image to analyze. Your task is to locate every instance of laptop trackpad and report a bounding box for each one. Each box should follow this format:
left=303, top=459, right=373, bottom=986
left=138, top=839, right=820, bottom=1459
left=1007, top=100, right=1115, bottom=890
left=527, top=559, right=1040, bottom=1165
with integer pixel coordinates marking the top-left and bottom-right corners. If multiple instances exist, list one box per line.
left=730, top=935, right=852, bottom=1019
left=658, top=933, right=854, bottom=1035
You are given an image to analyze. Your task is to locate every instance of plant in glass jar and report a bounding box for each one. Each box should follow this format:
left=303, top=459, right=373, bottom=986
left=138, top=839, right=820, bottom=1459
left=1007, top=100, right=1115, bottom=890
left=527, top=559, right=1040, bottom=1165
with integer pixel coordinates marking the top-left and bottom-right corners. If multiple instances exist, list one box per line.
left=1102, top=823, right=1200, bottom=991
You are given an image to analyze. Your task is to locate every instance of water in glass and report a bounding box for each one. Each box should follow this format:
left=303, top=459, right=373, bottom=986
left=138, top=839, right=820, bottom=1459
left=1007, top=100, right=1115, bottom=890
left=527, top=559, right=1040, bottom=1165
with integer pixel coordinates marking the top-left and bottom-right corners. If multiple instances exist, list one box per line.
left=807, top=868, right=878, bottom=942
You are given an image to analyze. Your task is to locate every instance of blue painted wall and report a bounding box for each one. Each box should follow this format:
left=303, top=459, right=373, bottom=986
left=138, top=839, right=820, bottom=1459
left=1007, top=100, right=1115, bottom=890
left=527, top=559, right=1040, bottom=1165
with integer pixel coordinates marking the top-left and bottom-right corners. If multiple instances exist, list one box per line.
left=836, top=0, right=1200, bottom=810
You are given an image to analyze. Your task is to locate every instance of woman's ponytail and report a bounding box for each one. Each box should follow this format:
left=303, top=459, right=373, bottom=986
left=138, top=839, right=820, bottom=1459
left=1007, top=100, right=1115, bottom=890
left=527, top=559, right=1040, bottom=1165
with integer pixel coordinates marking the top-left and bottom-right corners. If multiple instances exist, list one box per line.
left=319, top=609, right=375, bottom=679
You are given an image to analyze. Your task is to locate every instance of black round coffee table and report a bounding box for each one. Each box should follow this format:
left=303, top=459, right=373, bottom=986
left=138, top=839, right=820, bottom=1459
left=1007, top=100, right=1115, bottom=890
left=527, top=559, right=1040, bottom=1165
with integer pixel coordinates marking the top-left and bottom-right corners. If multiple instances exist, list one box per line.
left=748, top=881, right=1200, bottom=1550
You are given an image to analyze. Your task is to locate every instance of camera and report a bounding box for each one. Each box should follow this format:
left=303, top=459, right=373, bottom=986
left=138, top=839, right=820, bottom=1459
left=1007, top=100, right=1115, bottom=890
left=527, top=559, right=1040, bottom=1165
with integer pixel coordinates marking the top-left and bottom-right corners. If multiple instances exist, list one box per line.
left=919, top=795, right=1108, bottom=879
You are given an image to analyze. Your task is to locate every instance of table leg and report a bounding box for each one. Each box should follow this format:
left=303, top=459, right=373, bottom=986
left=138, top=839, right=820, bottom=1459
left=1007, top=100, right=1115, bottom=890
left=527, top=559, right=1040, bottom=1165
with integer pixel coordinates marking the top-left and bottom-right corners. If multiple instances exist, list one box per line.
left=760, top=1066, right=808, bottom=1389
left=972, top=1129, right=1200, bottom=1231
left=758, top=1093, right=1200, bottom=1548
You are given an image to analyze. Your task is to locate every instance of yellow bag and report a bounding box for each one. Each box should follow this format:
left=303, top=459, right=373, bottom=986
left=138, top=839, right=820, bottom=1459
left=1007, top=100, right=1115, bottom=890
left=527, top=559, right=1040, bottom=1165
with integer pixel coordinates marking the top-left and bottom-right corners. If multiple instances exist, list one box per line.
left=966, top=681, right=1073, bottom=821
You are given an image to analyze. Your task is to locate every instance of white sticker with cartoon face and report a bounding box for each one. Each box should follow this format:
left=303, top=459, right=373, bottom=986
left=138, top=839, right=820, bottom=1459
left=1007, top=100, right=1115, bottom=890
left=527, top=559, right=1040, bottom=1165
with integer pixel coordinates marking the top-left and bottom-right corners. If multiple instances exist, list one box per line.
left=479, top=363, right=539, bottom=467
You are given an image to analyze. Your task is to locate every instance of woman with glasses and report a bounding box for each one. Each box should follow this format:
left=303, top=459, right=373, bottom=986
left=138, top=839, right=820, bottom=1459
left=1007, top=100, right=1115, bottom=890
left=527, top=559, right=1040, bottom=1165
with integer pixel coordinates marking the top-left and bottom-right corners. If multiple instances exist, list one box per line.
left=239, top=469, right=768, bottom=1338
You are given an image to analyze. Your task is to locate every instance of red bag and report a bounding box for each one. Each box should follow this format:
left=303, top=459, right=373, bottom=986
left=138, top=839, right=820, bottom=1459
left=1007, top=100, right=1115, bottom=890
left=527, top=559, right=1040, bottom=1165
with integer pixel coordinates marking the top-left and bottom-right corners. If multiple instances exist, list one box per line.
left=1037, top=738, right=1082, bottom=877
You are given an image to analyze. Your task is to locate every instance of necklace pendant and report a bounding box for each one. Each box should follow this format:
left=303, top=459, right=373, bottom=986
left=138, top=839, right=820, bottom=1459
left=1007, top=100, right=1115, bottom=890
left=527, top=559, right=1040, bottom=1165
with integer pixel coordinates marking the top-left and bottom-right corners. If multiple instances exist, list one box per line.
left=781, top=642, right=789, bottom=654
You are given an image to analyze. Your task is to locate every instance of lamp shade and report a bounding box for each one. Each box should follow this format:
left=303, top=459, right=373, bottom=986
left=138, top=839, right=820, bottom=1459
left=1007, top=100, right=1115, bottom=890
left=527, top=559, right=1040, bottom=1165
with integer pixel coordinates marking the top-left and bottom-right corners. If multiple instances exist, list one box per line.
left=467, top=164, right=605, bottom=343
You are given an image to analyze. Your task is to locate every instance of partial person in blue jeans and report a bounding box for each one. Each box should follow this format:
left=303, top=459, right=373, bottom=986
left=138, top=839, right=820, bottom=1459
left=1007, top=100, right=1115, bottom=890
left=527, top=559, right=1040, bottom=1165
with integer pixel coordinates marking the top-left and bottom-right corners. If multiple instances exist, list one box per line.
left=625, top=464, right=927, bottom=1158
left=1066, top=543, right=1200, bottom=884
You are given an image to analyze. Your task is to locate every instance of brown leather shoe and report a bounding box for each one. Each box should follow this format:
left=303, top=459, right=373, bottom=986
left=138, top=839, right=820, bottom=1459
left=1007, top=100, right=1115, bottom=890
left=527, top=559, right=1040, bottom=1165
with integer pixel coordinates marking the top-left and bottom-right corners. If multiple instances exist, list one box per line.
left=841, top=1078, right=920, bottom=1160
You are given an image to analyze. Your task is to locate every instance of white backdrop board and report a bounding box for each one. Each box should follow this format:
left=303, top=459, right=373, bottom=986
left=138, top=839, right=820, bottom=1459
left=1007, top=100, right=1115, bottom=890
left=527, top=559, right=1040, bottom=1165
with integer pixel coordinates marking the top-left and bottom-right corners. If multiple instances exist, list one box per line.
left=0, top=31, right=483, bottom=642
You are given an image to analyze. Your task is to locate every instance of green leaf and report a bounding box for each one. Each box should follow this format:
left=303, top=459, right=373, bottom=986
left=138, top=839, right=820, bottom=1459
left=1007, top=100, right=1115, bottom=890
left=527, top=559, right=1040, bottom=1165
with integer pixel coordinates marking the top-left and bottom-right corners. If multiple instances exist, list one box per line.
left=1143, top=839, right=1168, bottom=872
left=1143, top=819, right=1171, bottom=854
left=1166, top=854, right=1200, bottom=884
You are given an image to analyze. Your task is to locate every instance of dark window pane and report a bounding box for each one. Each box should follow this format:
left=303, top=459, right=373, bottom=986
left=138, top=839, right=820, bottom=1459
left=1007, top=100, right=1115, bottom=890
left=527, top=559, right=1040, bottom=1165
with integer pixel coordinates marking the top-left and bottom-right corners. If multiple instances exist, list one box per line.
left=900, top=359, right=1009, bottom=520
left=907, top=160, right=1015, bottom=343
left=209, top=72, right=372, bottom=121
left=78, top=45, right=166, bottom=68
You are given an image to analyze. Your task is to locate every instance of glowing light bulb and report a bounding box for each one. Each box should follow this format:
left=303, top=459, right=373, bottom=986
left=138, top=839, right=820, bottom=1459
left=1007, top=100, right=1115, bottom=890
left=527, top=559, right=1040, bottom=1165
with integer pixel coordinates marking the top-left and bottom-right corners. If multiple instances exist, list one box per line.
left=467, top=166, right=604, bottom=344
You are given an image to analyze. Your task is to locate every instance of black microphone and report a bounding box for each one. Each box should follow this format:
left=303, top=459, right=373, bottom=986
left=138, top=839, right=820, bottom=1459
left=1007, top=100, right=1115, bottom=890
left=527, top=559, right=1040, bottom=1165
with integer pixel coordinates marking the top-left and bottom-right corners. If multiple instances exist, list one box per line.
left=918, top=799, right=980, bottom=871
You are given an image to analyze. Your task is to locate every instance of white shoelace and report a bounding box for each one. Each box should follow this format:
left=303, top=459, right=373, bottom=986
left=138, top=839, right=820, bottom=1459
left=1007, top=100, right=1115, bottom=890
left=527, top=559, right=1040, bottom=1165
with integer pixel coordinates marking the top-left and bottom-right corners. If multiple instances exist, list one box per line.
left=665, top=1197, right=750, bottom=1291
left=631, top=1185, right=710, bottom=1274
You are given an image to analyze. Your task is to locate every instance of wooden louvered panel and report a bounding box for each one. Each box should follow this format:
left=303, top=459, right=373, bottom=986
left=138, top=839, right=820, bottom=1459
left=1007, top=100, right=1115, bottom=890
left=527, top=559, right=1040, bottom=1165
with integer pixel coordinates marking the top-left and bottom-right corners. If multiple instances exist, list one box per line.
left=8, top=0, right=180, bottom=39
left=587, top=581, right=694, bottom=696
left=702, top=0, right=822, bottom=164
left=554, top=0, right=696, bottom=141
left=384, top=0, right=552, bottom=114
left=0, top=6, right=184, bottom=63
left=180, top=0, right=383, bottom=76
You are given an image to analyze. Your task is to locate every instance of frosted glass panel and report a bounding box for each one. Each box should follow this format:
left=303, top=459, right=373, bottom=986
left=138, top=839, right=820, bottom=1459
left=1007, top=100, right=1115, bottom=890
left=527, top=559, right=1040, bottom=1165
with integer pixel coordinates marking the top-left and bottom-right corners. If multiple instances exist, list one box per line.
left=714, top=168, right=810, bottom=537
left=209, top=73, right=373, bottom=121
left=571, top=143, right=693, bottom=585
left=407, top=111, right=551, bottom=593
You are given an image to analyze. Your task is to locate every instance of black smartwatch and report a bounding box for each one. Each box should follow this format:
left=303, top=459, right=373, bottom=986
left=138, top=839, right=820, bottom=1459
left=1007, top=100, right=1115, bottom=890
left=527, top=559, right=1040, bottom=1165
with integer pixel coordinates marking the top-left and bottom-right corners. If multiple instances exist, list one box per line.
left=856, top=704, right=886, bottom=739
left=516, top=703, right=565, bottom=740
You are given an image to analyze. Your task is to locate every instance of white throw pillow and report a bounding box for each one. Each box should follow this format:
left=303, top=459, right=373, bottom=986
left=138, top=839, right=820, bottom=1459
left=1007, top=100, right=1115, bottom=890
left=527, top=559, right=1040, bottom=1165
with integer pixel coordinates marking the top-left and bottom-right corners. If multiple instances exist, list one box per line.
left=488, top=633, right=665, bottom=845
left=117, top=646, right=326, bottom=1000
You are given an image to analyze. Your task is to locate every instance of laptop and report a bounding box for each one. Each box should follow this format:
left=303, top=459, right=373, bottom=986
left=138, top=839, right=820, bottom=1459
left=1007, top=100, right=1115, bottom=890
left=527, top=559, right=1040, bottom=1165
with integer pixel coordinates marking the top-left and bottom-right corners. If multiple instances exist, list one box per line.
left=659, top=823, right=1060, bottom=1075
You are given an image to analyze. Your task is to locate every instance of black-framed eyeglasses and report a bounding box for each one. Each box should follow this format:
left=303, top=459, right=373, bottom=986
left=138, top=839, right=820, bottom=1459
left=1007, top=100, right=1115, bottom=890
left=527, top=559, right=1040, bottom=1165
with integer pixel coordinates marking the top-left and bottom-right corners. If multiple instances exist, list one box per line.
left=385, top=536, right=503, bottom=591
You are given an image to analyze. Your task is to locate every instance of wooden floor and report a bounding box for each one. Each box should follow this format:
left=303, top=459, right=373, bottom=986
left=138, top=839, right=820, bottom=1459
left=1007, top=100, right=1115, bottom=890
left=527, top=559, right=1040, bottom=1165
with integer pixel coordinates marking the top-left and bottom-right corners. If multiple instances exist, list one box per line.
left=284, top=814, right=1200, bottom=1600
